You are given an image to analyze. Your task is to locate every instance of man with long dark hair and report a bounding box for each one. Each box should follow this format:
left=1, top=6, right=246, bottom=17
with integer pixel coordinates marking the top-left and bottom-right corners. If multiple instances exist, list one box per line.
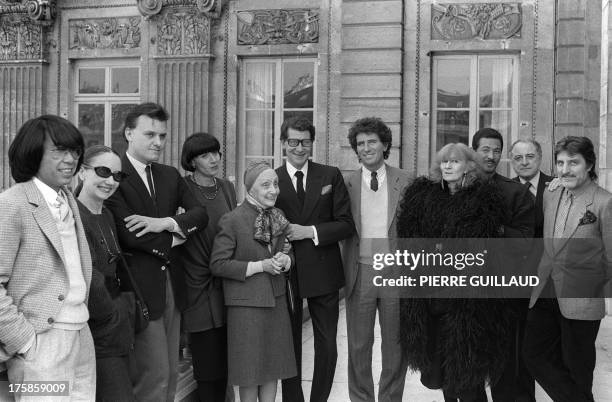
left=0, top=115, right=95, bottom=400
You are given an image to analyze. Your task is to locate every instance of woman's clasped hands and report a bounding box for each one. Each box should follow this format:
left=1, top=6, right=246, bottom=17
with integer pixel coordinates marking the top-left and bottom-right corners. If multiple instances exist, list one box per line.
left=261, top=252, right=291, bottom=275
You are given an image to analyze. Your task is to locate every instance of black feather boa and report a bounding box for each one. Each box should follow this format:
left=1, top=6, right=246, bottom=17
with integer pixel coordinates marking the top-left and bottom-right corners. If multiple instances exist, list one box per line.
left=397, top=177, right=514, bottom=394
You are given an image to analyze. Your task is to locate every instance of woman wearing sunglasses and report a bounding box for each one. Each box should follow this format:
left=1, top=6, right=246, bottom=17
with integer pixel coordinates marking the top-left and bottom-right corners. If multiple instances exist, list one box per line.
left=75, top=145, right=135, bottom=401
left=180, top=133, right=237, bottom=402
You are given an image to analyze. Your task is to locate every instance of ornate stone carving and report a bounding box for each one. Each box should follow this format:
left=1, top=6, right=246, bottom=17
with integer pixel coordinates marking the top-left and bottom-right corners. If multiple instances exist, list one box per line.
left=237, top=9, right=319, bottom=45
left=0, top=0, right=28, bottom=14
left=431, top=3, right=522, bottom=40
left=0, top=0, right=56, bottom=26
left=137, top=0, right=162, bottom=18
left=69, top=17, right=142, bottom=50
left=26, top=0, right=55, bottom=26
left=0, top=13, right=43, bottom=60
left=137, top=0, right=223, bottom=17
left=157, top=8, right=210, bottom=55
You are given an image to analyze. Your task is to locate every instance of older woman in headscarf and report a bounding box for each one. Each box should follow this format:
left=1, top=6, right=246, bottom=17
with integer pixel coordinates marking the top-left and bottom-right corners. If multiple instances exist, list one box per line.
left=397, top=143, right=513, bottom=402
left=210, top=161, right=296, bottom=402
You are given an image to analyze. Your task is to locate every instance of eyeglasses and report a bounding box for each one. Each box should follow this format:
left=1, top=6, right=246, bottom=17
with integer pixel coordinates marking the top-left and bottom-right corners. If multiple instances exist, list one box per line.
left=285, top=139, right=313, bottom=147
left=49, top=146, right=82, bottom=160
left=83, top=164, right=129, bottom=182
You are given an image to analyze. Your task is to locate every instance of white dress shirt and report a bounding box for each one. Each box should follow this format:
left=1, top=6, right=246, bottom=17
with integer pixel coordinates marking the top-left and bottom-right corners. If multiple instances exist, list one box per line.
left=125, top=151, right=184, bottom=245
left=285, top=161, right=319, bottom=245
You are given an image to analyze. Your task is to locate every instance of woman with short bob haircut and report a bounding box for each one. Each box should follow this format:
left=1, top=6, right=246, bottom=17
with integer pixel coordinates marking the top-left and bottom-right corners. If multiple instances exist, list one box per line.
left=180, top=132, right=237, bottom=402
left=397, top=142, right=513, bottom=401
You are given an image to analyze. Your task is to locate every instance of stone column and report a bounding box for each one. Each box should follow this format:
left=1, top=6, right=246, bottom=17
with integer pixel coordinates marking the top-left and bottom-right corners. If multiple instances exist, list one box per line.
left=0, top=1, right=56, bottom=189
left=139, top=0, right=222, bottom=168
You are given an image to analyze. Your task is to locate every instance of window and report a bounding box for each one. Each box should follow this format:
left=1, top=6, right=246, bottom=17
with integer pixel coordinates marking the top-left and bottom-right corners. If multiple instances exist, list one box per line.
left=432, top=54, right=519, bottom=171
left=73, top=60, right=140, bottom=156
left=239, top=57, right=317, bottom=181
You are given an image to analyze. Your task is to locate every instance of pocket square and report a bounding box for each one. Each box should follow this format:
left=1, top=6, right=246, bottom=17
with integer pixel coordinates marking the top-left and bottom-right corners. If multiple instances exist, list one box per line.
left=321, top=184, right=332, bottom=195
left=578, top=210, right=597, bottom=226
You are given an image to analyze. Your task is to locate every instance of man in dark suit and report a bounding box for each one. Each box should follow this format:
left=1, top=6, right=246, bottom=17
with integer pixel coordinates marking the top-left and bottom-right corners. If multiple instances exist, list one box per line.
left=523, top=136, right=612, bottom=402
left=472, top=128, right=536, bottom=402
left=106, top=103, right=208, bottom=402
left=275, top=117, right=354, bottom=402
left=510, top=139, right=554, bottom=238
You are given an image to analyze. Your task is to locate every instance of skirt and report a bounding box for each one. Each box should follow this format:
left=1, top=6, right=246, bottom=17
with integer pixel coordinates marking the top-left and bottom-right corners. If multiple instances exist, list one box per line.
left=226, top=295, right=297, bottom=386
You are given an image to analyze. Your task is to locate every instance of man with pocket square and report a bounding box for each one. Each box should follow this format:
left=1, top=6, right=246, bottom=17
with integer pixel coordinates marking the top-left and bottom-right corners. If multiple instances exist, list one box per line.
left=523, top=136, right=612, bottom=402
left=275, top=116, right=354, bottom=402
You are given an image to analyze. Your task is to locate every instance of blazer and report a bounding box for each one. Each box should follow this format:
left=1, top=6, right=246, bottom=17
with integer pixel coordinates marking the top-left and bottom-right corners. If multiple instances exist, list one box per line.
left=492, top=173, right=535, bottom=238
left=210, top=202, right=290, bottom=308
left=105, top=155, right=208, bottom=320
left=342, top=165, right=412, bottom=298
left=275, top=161, right=355, bottom=298
left=0, top=181, right=92, bottom=360
left=530, top=181, right=612, bottom=320
left=512, top=171, right=554, bottom=238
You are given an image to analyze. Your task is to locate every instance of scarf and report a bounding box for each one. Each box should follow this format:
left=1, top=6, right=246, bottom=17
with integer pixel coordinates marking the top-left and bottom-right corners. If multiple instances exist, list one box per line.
left=246, top=193, right=289, bottom=245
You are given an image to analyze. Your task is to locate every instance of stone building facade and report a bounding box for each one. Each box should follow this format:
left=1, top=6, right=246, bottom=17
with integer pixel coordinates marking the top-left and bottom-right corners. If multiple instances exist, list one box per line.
left=0, top=0, right=610, bottom=192
left=0, top=0, right=610, bottom=315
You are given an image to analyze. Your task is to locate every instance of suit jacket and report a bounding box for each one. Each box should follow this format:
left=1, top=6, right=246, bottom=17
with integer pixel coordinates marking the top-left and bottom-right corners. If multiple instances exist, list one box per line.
left=275, top=161, right=354, bottom=298
left=530, top=181, right=612, bottom=320
left=492, top=173, right=535, bottom=238
left=342, top=164, right=412, bottom=298
left=0, top=181, right=92, bottom=360
left=210, top=202, right=290, bottom=307
left=105, top=155, right=208, bottom=320
left=512, top=171, right=554, bottom=238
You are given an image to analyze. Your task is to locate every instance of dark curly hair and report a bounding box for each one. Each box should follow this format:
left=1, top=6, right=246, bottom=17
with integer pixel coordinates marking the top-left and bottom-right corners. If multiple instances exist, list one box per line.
left=347, top=117, right=392, bottom=160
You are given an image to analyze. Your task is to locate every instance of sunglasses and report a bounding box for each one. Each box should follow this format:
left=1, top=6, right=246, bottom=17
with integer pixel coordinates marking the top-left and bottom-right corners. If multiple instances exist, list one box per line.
left=285, top=139, right=313, bottom=147
left=83, top=164, right=129, bottom=182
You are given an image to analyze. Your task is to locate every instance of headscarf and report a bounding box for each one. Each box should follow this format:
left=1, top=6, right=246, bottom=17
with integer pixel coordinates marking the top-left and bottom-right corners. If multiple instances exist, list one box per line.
left=244, top=161, right=289, bottom=245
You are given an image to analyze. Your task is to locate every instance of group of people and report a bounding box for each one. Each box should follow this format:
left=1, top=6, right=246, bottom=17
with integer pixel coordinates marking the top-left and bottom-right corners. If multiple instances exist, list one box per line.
left=0, top=101, right=608, bottom=402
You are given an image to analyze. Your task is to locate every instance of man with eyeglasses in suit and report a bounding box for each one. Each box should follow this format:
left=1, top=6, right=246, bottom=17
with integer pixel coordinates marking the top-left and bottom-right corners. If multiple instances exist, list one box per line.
left=276, top=116, right=354, bottom=402
left=0, top=115, right=95, bottom=401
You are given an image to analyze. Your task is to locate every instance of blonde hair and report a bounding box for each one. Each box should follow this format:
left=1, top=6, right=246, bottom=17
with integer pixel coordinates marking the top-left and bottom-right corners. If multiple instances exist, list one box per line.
left=429, top=143, right=486, bottom=184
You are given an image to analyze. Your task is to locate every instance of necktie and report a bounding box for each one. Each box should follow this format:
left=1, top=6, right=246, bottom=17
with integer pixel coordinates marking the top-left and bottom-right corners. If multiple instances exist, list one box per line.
left=554, top=191, right=573, bottom=237
left=295, top=171, right=305, bottom=208
left=525, top=181, right=536, bottom=200
left=371, top=171, right=378, bottom=192
left=145, top=165, right=156, bottom=204
left=56, top=192, right=71, bottom=223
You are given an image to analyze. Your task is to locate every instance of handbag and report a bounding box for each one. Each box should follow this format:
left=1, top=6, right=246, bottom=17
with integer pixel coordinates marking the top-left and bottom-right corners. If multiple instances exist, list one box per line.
left=117, top=253, right=150, bottom=333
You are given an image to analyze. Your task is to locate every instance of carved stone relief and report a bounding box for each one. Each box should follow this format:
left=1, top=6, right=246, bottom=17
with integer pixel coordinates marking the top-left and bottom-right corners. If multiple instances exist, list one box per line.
left=0, top=0, right=56, bottom=25
left=0, top=13, right=43, bottom=60
left=69, top=17, right=142, bottom=50
left=431, top=3, right=522, bottom=40
left=137, top=0, right=223, bottom=18
left=237, top=8, right=319, bottom=45
left=156, top=8, right=210, bottom=55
